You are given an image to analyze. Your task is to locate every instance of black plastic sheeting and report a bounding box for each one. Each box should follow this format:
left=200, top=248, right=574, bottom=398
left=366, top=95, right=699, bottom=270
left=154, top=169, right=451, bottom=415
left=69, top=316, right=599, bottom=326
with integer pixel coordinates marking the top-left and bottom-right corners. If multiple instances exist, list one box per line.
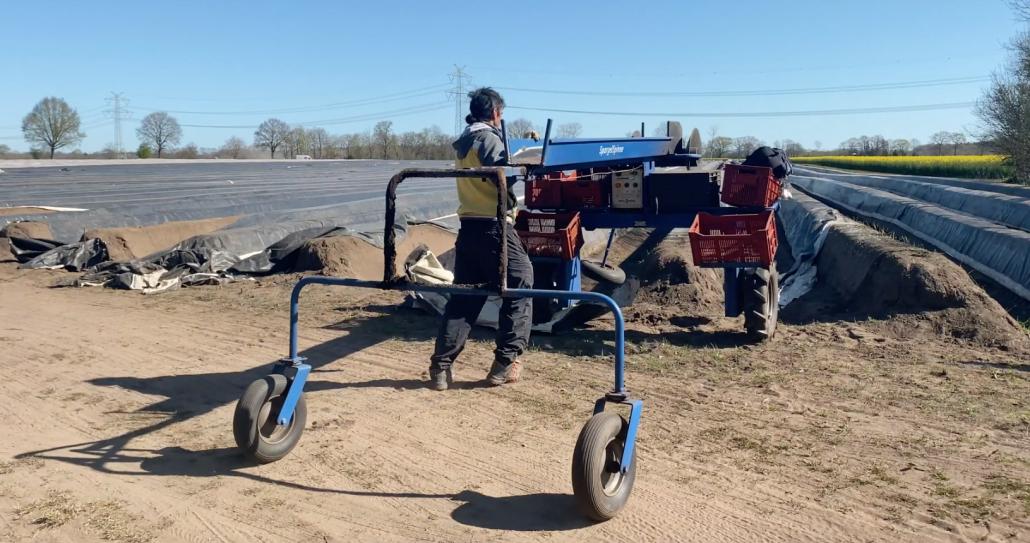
left=793, top=171, right=1030, bottom=232
left=794, top=165, right=1030, bottom=198
left=792, top=175, right=1030, bottom=300
left=776, top=192, right=843, bottom=305
left=17, top=237, right=108, bottom=271
left=0, top=160, right=457, bottom=241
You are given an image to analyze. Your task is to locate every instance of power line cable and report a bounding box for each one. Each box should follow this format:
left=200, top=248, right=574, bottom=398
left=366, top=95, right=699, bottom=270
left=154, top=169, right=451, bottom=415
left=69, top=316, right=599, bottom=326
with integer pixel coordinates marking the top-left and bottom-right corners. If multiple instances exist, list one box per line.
left=496, top=76, right=989, bottom=98
left=129, top=84, right=449, bottom=116
left=178, top=101, right=450, bottom=129
left=507, top=101, right=977, bottom=118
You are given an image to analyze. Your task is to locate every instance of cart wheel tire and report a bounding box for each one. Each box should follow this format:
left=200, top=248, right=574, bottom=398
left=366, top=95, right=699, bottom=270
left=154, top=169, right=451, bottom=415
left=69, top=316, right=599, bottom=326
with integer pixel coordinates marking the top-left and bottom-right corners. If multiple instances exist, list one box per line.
left=233, top=374, right=306, bottom=463
left=743, top=268, right=779, bottom=340
left=571, top=412, right=637, bottom=521
left=582, top=260, right=627, bottom=285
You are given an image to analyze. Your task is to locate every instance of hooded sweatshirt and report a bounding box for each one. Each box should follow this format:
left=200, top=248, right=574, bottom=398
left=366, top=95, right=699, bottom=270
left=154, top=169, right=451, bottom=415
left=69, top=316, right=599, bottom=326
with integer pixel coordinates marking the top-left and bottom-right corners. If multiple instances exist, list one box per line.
left=452, top=122, right=517, bottom=221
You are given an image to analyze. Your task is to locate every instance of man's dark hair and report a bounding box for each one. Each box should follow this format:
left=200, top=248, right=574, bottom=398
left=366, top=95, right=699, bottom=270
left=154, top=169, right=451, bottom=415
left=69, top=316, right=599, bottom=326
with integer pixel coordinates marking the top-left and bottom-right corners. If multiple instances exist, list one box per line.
left=466, top=87, right=505, bottom=124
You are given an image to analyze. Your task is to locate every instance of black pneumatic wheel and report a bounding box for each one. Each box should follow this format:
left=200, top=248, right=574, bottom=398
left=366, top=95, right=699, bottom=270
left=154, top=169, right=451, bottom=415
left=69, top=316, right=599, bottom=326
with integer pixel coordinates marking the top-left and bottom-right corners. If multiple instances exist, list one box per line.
left=742, top=267, right=779, bottom=340
left=233, top=373, right=307, bottom=463
left=571, top=412, right=637, bottom=521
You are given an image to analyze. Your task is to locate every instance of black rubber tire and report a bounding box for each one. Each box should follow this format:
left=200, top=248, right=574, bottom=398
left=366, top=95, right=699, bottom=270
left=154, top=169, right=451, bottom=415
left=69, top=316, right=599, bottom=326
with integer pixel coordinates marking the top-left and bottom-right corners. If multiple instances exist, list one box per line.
left=571, top=412, right=637, bottom=521
left=743, top=267, right=779, bottom=340
left=233, top=374, right=307, bottom=463
left=581, top=260, right=627, bottom=285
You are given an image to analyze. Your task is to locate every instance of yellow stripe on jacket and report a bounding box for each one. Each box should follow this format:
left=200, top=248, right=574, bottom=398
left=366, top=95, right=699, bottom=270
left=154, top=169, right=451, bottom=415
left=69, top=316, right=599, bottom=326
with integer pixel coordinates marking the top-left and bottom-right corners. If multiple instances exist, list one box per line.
left=455, top=150, right=517, bottom=221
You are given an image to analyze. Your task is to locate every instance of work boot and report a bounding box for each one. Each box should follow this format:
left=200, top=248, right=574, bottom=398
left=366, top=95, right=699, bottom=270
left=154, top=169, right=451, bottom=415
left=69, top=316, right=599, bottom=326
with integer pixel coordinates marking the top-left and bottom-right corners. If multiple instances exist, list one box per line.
left=486, top=359, right=522, bottom=386
left=429, top=367, right=453, bottom=391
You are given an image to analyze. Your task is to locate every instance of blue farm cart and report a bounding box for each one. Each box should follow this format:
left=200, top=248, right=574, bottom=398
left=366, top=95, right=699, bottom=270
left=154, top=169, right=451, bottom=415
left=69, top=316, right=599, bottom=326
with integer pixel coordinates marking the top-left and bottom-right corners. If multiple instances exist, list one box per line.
left=232, top=120, right=781, bottom=522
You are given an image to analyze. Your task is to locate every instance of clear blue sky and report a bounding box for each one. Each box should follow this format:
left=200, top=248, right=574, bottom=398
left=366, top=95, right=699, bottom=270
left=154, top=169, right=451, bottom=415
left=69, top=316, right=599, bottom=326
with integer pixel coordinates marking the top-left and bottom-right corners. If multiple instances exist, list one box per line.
left=0, top=0, right=1022, bottom=152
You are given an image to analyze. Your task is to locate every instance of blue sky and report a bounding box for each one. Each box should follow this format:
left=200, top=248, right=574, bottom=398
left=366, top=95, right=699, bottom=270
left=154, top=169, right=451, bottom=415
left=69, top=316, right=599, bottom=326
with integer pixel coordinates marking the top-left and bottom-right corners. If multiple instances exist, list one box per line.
left=0, top=0, right=1022, bottom=152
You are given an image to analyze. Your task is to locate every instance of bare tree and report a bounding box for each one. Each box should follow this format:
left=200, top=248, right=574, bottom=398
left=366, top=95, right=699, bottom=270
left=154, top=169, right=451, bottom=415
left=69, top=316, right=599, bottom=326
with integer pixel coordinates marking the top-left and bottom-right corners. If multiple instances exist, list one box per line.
left=813, top=140, right=822, bottom=151
left=707, top=136, right=733, bottom=158
left=21, top=97, right=85, bottom=158
left=557, top=122, right=582, bottom=138
left=930, top=131, right=950, bottom=155
left=221, top=136, right=246, bottom=159
left=254, top=118, right=290, bottom=158
left=308, top=128, right=329, bottom=159
left=780, top=139, right=805, bottom=156
left=373, top=121, right=394, bottom=158
left=1010, top=0, right=1030, bottom=20
left=732, top=136, right=762, bottom=158
left=506, top=118, right=536, bottom=139
left=136, top=112, right=182, bottom=158
left=890, top=139, right=912, bottom=155
left=948, top=132, right=967, bottom=155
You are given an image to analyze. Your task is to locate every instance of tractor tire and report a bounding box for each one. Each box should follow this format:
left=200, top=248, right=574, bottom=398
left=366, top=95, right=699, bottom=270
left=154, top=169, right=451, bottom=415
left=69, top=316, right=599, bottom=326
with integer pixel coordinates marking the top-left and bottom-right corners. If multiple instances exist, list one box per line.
left=743, top=268, right=779, bottom=341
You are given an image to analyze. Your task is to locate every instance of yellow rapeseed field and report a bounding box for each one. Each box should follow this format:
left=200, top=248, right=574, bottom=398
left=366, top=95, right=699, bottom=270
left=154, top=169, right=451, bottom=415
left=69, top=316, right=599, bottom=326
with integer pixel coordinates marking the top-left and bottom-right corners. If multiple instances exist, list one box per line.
left=792, top=155, right=1011, bottom=179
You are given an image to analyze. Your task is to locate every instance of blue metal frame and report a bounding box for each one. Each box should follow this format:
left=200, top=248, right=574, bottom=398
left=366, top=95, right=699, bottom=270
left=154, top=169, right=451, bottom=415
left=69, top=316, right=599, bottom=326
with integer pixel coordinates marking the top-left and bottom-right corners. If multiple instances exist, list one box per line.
left=273, top=276, right=634, bottom=430
left=592, top=397, right=643, bottom=473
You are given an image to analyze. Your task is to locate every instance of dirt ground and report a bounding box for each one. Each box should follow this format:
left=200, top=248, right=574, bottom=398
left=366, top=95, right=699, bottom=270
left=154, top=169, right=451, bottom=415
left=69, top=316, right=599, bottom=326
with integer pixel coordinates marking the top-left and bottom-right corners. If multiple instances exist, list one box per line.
left=1, top=255, right=1028, bottom=542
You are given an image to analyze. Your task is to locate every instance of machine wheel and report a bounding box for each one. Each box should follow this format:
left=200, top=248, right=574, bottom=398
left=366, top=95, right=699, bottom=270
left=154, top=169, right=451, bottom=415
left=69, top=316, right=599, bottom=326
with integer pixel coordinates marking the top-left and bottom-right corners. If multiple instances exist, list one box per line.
left=743, top=267, right=779, bottom=340
left=233, top=374, right=306, bottom=463
left=582, top=260, right=627, bottom=285
left=571, top=412, right=637, bottom=521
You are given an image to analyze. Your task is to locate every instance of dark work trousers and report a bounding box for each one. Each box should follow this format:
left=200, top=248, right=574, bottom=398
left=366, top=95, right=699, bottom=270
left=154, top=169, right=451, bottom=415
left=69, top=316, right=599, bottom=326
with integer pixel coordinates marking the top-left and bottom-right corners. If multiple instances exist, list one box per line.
left=430, top=219, right=534, bottom=371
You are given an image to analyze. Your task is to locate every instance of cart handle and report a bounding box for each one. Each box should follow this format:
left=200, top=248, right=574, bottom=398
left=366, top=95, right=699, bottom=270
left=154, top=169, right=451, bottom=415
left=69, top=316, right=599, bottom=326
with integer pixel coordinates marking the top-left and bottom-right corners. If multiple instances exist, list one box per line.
left=383, top=167, right=512, bottom=294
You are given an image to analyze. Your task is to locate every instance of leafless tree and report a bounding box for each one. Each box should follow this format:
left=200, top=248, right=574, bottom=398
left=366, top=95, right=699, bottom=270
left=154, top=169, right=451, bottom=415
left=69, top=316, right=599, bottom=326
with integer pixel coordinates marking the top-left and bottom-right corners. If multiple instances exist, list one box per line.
left=732, top=136, right=762, bottom=158
left=780, top=139, right=805, bottom=156
left=947, top=132, right=967, bottom=155
left=890, top=139, right=912, bottom=155
left=506, top=118, right=536, bottom=139
left=0, top=144, right=10, bottom=157
left=136, top=112, right=182, bottom=158
left=557, top=122, right=582, bottom=138
left=1010, top=0, right=1030, bottom=21
left=930, top=131, right=950, bottom=155
left=254, top=118, right=290, bottom=158
left=221, top=136, right=246, bottom=159
left=21, top=97, right=85, bottom=158
left=308, top=128, right=330, bottom=159
left=373, top=121, right=394, bottom=158
left=707, top=136, right=733, bottom=158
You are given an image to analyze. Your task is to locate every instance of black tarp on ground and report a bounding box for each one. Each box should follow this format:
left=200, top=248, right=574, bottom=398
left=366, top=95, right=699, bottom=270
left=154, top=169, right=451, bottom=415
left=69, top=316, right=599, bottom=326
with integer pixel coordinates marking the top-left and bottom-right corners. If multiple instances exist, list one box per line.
left=0, top=160, right=457, bottom=241
left=792, top=175, right=1030, bottom=300
left=793, top=172, right=1030, bottom=232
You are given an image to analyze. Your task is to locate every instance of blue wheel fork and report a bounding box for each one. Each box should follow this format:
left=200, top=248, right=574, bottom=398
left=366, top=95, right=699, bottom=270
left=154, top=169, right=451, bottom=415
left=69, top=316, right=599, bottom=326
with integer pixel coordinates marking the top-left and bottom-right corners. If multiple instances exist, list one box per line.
left=270, top=278, right=642, bottom=472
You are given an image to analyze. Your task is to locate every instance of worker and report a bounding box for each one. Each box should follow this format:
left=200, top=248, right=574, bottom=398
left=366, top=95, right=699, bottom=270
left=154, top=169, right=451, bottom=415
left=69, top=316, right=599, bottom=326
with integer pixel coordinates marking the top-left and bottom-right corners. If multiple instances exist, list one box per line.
left=428, top=87, right=534, bottom=391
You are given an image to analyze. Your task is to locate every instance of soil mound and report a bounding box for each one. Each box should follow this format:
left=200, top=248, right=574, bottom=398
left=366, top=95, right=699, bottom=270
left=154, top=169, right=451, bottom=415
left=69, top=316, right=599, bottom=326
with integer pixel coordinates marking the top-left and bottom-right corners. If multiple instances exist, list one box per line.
left=785, top=220, right=1027, bottom=348
left=295, top=223, right=457, bottom=280
left=1, top=221, right=54, bottom=240
left=83, top=216, right=239, bottom=262
left=582, top=228, right=725, bottom=323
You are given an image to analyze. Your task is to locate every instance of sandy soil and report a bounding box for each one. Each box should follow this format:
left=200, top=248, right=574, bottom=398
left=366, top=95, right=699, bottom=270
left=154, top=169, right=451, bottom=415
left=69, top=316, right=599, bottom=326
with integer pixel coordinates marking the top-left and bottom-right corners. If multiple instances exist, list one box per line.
left=0, top=207, right=56, bottom=217
left=83, top=217, right=240, bottom=262
left=1, top=254, right=1028, bottom=542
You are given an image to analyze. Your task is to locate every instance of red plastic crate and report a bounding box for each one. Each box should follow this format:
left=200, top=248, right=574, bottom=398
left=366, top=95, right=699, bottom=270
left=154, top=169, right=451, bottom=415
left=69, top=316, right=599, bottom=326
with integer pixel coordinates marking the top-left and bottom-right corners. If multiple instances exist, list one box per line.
left=525, top=171, right=574, bottom=209
left=560, top=175, right=608, bottom=209
left=688, top=211, right=778, bottom=267
left=721, top=164, right=782, bottom=207
left=515, top=211, right=583, bottom=260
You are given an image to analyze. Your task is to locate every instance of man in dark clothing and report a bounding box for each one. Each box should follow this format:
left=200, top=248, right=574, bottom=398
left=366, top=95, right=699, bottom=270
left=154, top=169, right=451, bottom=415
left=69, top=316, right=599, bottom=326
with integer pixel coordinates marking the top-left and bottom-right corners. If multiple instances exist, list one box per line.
left=429, top=88, right=534, bottom=391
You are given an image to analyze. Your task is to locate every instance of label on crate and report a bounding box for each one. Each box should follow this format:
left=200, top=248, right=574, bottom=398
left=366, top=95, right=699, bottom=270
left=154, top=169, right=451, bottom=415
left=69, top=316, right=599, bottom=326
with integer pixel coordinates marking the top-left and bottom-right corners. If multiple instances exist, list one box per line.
left=611, top=169, right=643, bottom=209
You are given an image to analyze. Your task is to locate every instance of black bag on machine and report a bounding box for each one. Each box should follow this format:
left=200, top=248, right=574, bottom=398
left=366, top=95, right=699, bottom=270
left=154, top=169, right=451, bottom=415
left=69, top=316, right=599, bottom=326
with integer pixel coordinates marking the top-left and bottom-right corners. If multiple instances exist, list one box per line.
left=744, top=146, right=793, bottom=179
